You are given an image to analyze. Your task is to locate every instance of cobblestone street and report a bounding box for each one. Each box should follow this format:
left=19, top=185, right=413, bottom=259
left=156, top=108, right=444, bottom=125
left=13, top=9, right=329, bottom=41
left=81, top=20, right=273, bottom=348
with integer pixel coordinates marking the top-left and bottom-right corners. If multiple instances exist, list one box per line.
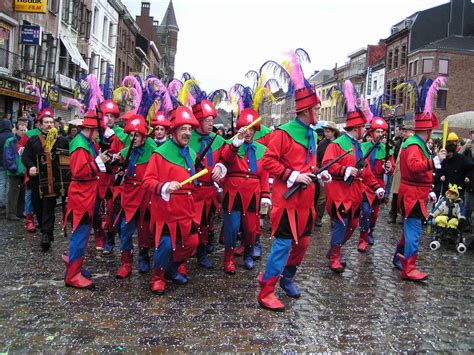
left=0, top=206, right=473, bottom=352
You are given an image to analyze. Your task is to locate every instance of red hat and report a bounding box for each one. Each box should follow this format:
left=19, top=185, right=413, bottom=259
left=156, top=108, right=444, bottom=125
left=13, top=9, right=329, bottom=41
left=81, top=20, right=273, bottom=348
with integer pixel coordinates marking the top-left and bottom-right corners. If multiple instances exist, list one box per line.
left=170, top=106, right=199, bottom=130
left=120, top=110, right=136, bottom=122
left=192, top=100, right=217, bottom=121
left=369, top=117, right=388, bottom=131
left=81, top=110, right=100, bottom=129
left=414, top=112, right=438, bottom=131
left=37, top=108, right=54, bottom=122
left=101, top=100, right=120, bottom=117
left=124, top=114, right=148, bottom=136
left=236, top=108, right=260, bottom=131
left=345, top=111, right=367, bottom=128
left=295, top=87, right=321, bottom=113
left=151, top=111, right=171, bottom=128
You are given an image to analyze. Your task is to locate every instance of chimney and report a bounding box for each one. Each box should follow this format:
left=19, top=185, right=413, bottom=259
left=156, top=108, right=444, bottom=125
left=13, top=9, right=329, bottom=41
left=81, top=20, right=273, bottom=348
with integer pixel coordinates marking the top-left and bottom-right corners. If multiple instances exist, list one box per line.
left=141, top=2, right=150, bottom=18
left=448, top=0, right=469, bottom=36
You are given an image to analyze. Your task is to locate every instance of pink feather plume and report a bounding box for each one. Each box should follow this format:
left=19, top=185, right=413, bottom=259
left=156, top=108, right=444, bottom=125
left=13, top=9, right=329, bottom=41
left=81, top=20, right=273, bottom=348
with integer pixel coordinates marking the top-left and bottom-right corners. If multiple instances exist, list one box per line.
left=86, top=74, right=104, bottom=110
left=424, top=76, right=447, bottom=113
left=343, top=80, right=357, bottom=112
left=65, top=98, right=85, bottom=114
left=121, top=76, right=142, bottom=109
left=167, top=79, right=183, bottom=97
left=359, top=96, right=373, bottom=122
left=287, top=50, right=305, bottom=90
left=26, top=84, right=42, bottom=112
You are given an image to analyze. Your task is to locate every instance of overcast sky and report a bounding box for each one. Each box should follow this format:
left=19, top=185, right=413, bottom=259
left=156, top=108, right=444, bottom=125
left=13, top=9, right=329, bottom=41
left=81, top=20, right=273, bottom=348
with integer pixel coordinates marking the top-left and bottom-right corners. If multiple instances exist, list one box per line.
left=122, top=0, right=448, bottom=92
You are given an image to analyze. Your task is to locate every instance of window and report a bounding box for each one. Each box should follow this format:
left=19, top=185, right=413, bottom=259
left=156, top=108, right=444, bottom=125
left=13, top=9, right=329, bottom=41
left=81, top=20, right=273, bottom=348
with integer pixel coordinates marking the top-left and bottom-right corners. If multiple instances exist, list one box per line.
left=439, top=59, right=449, bottom=75
left=102, top=18, right=108, bottom=42
left=398, top=79, right=404, bottom=104
left=422, top=58, right=433, bottom=73
left=373, top=79, right=377, bottom=91
left=386, top=81, right=391, bottom=104
left=409, top=62, right=413, bottom=76
left=436, top=89, right=447, bottom=109
left=401, top=45, right=407, bottom=66
left=71, top=0, right=80, bottom=30
left=48, top=0, right=59, bottom=14
left=387, top=50, right=393, bottom=71
left=92, top=7, right=99, bottom=35
left=394, top=48, right=399, bottom=68
left=413, top=60, right=418, bottom=75
left=61, top=0, right=70, bottom=23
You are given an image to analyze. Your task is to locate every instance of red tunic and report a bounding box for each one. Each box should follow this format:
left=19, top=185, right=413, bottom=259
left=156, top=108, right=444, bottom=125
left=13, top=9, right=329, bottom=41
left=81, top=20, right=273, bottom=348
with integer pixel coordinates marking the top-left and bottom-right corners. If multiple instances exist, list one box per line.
left=398, top=137, right=435, bottom=219
left=65, top=136, right=101, bottom=231
left=222, top=142, right=270, bottom=214
left=262, top=129, right=316, bottom=242
left=323, top=137, right=380, bottom=221
left=143, top=143, right=199, bottom=249
left=97, top=134, right=125, bottom=200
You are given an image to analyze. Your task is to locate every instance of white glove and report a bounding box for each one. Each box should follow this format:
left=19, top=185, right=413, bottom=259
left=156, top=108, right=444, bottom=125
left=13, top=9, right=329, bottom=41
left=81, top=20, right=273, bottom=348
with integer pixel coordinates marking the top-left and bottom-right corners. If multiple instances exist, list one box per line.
left=383, top=161, right=392, bottom=174
left=286, top=171, right=300, bottom=188
left=344, top=167, right=356, bottom=181
left=260, top=197, right=272, bottom=207
left=95, top=155, right=106, bottom=172
left=433, top=156, right=441, bottom=169
left=161, top=182, right=171, bottom=202
left=232, top=136, right=244, bottom=147
left=375, top=187, right=385, bottom=199
left=428, top=191, right=436, bottom=202
left=104, top=127, right=115, bottom=139
left=316, top=170, right=332, bottom=186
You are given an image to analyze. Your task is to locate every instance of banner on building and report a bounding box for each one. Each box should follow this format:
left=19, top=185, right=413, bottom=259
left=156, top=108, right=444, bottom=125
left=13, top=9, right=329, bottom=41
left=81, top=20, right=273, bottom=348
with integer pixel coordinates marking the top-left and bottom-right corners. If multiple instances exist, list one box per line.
left=14, top=0, right=47, bottom=13
left=20, top=25, right=42, bottom=45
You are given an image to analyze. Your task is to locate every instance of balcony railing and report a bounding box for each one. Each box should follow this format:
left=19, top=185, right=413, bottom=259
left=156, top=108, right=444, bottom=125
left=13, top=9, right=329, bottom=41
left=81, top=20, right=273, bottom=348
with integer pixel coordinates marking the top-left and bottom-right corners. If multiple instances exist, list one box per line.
left=0, top=48, right=23, bottom=78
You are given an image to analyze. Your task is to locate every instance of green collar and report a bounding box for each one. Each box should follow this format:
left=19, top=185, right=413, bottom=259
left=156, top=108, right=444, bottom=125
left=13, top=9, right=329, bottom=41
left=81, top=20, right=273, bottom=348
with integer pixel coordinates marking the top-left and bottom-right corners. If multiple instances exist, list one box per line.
left=26, top=128, right=40, bottom=138
left=237, top=141, right=266, bottom=160
left=402, top=134, right=430, bottom=158
left=189, top=131, right=226, bottom=153
left=112, top=125, right=130, bottom=145
left=277, top=119, right=317, bottom=150
left=70, top=133, right=95, bottom=156
left=254, top=124, right=271, bottom=141
left=361, top=141, right=393, bottom=159
left=333, top=134, right=355, bottom=155
left=156, top=139, right=197, bottom=169
left=120, top=139, right=155, bottom=165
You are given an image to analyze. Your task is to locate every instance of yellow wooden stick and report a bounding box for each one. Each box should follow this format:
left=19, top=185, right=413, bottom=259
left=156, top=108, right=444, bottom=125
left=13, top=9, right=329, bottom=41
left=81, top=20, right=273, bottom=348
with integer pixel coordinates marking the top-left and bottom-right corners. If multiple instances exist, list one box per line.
left=442, top=120, right=449, bottom=149
left=179, top=168, right=209, bottom=186
left=230, top=117, right=262, bottom=140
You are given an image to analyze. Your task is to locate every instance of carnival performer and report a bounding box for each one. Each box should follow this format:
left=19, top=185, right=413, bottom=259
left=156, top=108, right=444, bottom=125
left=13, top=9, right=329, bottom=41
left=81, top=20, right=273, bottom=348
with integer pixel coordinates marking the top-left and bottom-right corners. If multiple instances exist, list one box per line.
left=323, top=81, right=384, bottom=273
left=114, top=114, right=154, bottom=279
left=257, top=49, right=331, bottom=311
left=96, top=100, right=128, bottom=253
left=357, top=116, right=395, bottom=252
left=63, top=110, right=110, bottom=289
left=22, top=109, right=69, bottom=251
left=188, top=87, right=233, bottom=269
left=143, top=106, right=202, bottom=295
left=151, top=111, right=170, bottom=147
left=393, top=77, right=447, bottom=281
left=222, top=108, right=270, bottom=273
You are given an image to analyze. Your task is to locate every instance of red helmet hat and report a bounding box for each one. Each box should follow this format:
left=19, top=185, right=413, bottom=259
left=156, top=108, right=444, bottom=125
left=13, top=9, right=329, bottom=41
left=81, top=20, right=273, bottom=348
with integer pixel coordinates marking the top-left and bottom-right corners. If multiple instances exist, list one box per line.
left=124, top=114, right=148, bottom=136
left=170, top=106, right=199, bottom=130
left=345, top=111, right=367, bottom=128
left=37, top=108, right=54, bottom=122
left=151, top=111, right=171, bottom=128
left=101, top=100, right=120, bottom=117
left=81, top=110, right=101, bottom=129
left=236, top=108, right=261, bottom=131
left=120, top=110, right=136, bottom=122
left=369, top=117, right=388, bottom=132
left=414, top=112, right=438, bottom=131
left=192, top=99, right=217, bottom=121
left=295, top=87, right=321, bottom=113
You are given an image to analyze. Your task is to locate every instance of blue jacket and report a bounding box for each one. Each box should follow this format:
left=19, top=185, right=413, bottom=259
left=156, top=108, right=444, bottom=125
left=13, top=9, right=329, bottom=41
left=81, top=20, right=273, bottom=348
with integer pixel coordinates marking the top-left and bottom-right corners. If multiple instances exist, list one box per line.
left=0, top=119, right=13, bottom=168
left=3, top=135, right=24, bottom=176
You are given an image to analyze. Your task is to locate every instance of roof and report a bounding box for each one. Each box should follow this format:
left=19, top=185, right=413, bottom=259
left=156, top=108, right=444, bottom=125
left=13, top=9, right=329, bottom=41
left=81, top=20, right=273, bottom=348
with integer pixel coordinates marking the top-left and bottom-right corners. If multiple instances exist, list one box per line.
left=308, top=69, right=333, bottom=85
left=161, top=0, right=179, bottom=30
left=417, top=35, right=474, bottom=52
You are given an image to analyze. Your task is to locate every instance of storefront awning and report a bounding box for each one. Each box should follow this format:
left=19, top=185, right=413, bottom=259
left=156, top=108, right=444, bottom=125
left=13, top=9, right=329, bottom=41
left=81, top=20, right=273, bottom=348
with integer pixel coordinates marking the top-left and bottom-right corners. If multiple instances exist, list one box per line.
left=60, top=35, right=88, bottom=71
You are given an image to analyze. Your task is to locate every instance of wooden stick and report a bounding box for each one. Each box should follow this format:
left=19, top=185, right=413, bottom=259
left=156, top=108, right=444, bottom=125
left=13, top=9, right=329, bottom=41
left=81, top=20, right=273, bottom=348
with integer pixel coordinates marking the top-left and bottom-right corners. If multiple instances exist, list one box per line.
left=179, top=168, right=209, bottom=186
left=230, top=117, right=262, bottom=140
left=442, top=120, right=449, bottom=149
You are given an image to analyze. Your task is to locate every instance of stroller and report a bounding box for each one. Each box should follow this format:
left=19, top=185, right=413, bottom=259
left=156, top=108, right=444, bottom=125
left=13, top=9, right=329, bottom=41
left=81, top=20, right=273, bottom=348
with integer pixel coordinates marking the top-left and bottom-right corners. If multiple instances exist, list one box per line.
left=428, top=184, right=467, bottom=254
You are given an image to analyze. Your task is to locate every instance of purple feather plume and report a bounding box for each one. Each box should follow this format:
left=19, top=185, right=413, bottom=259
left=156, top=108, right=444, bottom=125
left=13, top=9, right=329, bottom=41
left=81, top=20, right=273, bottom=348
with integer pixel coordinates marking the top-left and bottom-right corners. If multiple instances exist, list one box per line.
left=121, top=75, right=142, bottom=109
left=26, top=84, right=42, bottom=112
left=167, top=79, right=183, bottom=97
left=424, top=76, right=447, bottom=113
left=343, top=80, right=357, bottom=112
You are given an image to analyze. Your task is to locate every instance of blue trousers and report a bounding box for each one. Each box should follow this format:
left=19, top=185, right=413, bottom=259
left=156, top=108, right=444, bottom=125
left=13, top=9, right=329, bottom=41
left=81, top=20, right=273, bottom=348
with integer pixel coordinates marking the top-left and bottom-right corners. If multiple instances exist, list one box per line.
left=262, top=237, right=292, bottom=281
left=24, top=187, right=33, bottom=214
left=223, top=211, right=241, bottom=249
left=153, top=236, right=173, bottom=270
left=69, top=223, right=90, bottom=263
left=359, top=200, right=371, bottom=232
left=119, top=216, right=136, bottom=251
left=331, top=217, right=349, bottom=246
left=404, top=217, right=422, bottom=258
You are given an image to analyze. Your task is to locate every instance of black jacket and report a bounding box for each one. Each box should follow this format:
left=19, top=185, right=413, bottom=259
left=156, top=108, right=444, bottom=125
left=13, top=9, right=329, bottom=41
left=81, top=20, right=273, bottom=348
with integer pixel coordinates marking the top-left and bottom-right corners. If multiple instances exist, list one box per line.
left=440, top=152, right=472, bottom=196
left=0, top=119, right=13, bottom=167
